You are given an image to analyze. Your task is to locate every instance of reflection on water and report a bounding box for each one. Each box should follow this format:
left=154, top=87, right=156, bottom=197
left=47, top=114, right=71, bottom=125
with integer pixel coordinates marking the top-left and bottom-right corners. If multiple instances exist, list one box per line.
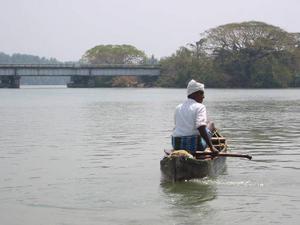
left=160, top=179, right=217, bottom=225
left=161, top=179, right=217, bottom=205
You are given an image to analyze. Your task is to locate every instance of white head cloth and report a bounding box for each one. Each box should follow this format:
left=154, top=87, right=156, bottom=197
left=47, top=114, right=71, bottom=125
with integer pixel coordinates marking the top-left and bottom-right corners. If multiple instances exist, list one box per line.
left=187, top=79, right=205, bottom=96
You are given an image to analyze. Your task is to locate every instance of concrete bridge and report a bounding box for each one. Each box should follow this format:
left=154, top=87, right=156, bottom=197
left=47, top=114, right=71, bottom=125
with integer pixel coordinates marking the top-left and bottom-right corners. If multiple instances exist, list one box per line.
left=0, top=64, right=161, bottom=88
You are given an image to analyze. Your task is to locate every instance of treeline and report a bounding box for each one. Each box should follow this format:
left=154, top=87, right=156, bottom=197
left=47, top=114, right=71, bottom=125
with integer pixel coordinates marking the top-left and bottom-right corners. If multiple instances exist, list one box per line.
left=158, top=21, right=300, bottom=88
left=0, top=52, right=60, bottom=64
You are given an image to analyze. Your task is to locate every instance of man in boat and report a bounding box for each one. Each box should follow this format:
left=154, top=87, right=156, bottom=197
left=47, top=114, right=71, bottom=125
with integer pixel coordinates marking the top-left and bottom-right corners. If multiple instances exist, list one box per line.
left=172, top=79, right=219, bottom=154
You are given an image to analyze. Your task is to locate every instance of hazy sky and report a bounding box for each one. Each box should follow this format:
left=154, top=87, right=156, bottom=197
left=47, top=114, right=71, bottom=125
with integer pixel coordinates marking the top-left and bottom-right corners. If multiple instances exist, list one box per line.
left=1, top=0, right=299, bottom=61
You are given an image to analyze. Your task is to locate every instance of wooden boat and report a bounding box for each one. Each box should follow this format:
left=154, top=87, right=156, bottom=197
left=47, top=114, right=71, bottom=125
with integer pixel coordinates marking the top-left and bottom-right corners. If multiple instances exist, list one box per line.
left=160, top=131, right=228, bottom=182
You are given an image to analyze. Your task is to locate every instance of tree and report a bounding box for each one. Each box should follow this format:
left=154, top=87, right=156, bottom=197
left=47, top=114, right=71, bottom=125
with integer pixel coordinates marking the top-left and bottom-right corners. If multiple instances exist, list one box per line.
left=81, top=44, right=150, bottom=87
left=158, top=47, right=194, bottom=87
left=199, top=21, right=299, bottom=87
left=81, top=44, right=146, bottom=64
left=158, top=21, right=300, bottom=88
left=158, top=45, right=229, bottom=88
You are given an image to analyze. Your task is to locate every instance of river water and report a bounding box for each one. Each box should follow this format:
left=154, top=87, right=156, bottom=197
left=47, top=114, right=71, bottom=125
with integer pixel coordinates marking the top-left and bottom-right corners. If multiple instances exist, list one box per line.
left=0, top=87, right=299, bottom=225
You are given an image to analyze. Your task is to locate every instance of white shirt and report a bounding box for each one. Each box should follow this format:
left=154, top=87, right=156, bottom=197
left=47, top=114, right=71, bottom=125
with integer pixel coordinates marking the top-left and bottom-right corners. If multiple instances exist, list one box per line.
left=172, top=98, right=208, bottom=137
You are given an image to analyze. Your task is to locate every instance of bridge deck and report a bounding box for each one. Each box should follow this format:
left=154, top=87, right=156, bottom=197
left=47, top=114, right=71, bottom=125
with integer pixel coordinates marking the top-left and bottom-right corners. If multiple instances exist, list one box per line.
left=0, top=64, right=160, bottom=77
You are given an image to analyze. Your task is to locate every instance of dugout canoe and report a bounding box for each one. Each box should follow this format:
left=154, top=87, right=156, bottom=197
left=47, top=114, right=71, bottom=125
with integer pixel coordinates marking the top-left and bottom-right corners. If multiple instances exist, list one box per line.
left=160, top=131, right=228, bottom=182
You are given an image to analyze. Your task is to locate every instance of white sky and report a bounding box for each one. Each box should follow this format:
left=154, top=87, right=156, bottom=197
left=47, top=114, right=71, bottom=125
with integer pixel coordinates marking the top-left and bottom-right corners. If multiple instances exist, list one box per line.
left=0, top=0, right=299, bottom=61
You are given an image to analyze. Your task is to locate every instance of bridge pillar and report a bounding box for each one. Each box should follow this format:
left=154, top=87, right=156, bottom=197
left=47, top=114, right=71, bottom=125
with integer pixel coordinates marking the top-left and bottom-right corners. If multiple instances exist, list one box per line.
left=295, top=75, right=300, bottom=87
left=67, top=76, right=96, bottom=88
left=0, top=75, right=20, bottom=88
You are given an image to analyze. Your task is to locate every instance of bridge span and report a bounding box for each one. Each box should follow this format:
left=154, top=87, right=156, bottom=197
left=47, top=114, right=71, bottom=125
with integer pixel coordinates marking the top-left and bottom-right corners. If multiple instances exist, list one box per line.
left=0, top=64, right=160, bottom=88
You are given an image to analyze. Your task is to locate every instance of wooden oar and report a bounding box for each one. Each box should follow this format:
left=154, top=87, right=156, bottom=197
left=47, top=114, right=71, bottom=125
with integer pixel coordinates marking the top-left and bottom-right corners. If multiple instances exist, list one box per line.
left=164, top=149, right=252, bottom=160
left=195, top=151, right=252, bottom=160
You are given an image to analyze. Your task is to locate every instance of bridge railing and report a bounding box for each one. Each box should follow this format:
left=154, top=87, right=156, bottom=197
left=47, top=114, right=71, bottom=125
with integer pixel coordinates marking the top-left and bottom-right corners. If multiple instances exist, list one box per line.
left=0, top=64, right=161, bottom=77
left=0, top=63, right=160, bottom=69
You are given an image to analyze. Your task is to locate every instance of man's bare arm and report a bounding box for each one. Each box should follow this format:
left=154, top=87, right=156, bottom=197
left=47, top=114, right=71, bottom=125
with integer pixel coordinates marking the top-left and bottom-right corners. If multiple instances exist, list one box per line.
left=198, top=125, right=218, bottom=153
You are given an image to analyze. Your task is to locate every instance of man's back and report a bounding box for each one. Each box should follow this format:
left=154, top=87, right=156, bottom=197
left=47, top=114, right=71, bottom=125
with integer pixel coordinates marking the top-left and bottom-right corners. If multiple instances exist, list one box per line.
left=172, top=98, right=207, bottom=137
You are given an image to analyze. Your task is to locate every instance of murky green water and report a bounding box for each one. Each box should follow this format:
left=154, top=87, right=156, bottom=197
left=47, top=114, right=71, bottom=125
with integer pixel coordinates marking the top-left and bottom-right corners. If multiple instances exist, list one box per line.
left=0, top=87, right=299, bottom=225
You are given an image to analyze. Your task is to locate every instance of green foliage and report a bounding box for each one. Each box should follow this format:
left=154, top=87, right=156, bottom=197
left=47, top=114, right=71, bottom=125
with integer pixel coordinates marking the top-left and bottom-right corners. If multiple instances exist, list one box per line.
left=81, top=44, right=159, bottom=87
left=159, top=21, right=300, bottom=88
left=81, top=44, right=147, bottom=64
